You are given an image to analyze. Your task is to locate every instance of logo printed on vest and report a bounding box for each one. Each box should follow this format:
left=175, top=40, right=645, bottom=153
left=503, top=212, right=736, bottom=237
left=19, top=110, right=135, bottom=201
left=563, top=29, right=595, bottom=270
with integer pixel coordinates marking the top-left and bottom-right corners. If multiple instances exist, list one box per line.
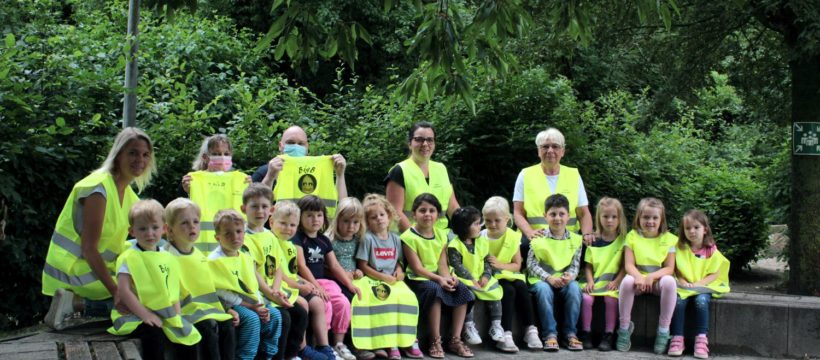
left=289, top=258, right=298, bottom=274
left=371, top=283, right=391, bottom=301
left=265, top=255, right=277, bottom=279
left=159, top=264, right=170, bottom=290
left=374, top=247, right=396, bottom=260
left=298, top=174, right=317, bottom=194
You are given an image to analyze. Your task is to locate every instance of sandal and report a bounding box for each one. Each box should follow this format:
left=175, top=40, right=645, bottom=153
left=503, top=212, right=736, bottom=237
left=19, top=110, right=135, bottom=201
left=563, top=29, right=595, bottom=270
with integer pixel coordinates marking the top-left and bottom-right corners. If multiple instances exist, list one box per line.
left=542, top=336, right=559, bottom=352
left=447, top=337, right=474, bottom=358
left=428, top=336, right=444, bottom=359
left=566, top=335, right=583, bottom=351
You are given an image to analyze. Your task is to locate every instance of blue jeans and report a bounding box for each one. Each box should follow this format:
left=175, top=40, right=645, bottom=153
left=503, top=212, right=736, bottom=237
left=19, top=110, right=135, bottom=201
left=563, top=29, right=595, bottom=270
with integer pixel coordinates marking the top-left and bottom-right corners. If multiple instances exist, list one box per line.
left=671, top=293, right=710, bottom=336
left=529, top=280, right=582, bottom=338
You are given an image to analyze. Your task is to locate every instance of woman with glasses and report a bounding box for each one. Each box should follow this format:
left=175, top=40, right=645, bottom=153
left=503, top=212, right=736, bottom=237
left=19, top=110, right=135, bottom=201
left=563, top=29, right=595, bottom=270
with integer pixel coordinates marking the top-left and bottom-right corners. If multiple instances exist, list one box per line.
left=385, top=122, right=461, bottom=233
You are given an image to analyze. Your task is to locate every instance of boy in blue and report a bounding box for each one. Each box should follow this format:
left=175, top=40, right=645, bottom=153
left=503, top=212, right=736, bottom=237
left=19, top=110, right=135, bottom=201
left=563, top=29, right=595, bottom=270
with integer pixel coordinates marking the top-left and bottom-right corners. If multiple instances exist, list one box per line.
left=527, top=194, right=584, bottom=352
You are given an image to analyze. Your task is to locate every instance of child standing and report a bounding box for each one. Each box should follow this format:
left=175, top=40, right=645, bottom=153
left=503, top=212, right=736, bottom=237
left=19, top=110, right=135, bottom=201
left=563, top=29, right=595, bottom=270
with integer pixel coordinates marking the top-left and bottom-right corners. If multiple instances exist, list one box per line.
left=325, top=197, right=367, bottom=301
left=579, top=197, right=628, bottom=351
left=401, top=193, right=474, bottom=359
left=527, top=194, right=584, bottom=352
left=668, top=210, right=730, bottom=359
left=163, top=198, right=237, bottom=360
left=616, top=197, right=678, bottom=354
left=208, top=209, right=282, bottom=360
left=481, top=196, right=542, bottom=350
left=108, top=199, right=200, bottom=359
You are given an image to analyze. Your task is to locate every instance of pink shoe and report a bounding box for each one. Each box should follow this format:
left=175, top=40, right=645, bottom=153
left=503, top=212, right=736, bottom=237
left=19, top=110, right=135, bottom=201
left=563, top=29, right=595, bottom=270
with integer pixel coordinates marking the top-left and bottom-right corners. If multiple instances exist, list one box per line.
left=667, top=335, right=684, bottom=356
left=402, top=339, right=423, bottom=359
left=694, top=335, right=709, bottom=359
left=388, top=348, right=401, bottom=360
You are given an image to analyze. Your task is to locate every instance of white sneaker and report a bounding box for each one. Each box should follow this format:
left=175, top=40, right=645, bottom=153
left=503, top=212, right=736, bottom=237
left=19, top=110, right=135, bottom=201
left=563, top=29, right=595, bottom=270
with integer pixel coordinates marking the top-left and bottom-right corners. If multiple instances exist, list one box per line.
left=524, top=326, right=543, bottom=349
left=44, top=288, right=75, bottom=330
left=496, top=331, right=519, bottom=353
left=334, top=343, right=357, bottom=360
left=489, top=323, right=505, bottom=342
left=462, top=321, right=482, bottom=345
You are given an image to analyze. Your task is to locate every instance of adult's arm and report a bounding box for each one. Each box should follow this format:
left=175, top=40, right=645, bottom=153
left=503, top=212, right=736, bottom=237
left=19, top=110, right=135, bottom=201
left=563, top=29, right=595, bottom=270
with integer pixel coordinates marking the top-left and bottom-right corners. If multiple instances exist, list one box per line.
left=387, top=180, right=411, bottom=232
left=260, top=157, right=283, bottom=188
left=332, top=154, right=348, bottom=199
left=80, top=194, right=118, bottom=298
left=446, top=192, right=460, bottom=219
left=576, top=205, right=594, bottom=244
left=513, top=201, right=541, bottom=240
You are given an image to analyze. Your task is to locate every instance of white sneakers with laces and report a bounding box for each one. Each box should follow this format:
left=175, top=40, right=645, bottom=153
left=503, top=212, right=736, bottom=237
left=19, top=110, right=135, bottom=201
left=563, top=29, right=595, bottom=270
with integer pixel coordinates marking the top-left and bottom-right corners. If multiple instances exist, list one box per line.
left=334, top=343, right=356, bottom=360
left=462, top=321, right=482, bottom=345
left=489, top=321, right=505, bottom=342
left=496, top=331, right=519, bottom=353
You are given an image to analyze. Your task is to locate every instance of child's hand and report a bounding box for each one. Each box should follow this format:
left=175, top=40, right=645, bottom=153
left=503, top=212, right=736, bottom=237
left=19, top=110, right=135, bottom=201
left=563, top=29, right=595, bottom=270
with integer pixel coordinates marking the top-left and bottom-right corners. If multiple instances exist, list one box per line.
left=635, top=275, right=652, bottom=292
left=298, top=282, right=314, bottom=296
left=351, top=285, right=363, bottom=300
left=437, top=277, right=453, bottom=291
left=583, top=282, right=594, bottom=294
left=561, top=272, right=574, bottom=282
left=606, top=281, right=620, bottom=291
left=113, top=293, right=130, bottom=314
left=394, top=269, right=405, bottom=282
left=384, top=275, right=398, bottom=284
left=228, top=309, right=240, bottom=327
left=477, top=276, right=489, bottom=288
left=180, top=174, right=192, bottom=194
left=274, top=290, right=294, bottom=308
left=487, top=256, right=501, bottom=269
left=254, top=303, right=270, bottom=323
left=144, top=312, right=163, bottom=328
left=316, top=286, right=330, bottom=302
left=353, top=269, right=364, bottom=280
left=547, top=275, right=566, bottom=288
left=679, top=279, right=693, bottom=288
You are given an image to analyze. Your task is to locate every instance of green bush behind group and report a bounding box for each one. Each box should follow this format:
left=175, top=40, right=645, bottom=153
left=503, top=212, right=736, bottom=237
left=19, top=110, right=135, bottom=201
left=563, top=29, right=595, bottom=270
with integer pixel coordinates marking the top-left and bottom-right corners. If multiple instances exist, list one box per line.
left=0, top=0, right=787, bottom=330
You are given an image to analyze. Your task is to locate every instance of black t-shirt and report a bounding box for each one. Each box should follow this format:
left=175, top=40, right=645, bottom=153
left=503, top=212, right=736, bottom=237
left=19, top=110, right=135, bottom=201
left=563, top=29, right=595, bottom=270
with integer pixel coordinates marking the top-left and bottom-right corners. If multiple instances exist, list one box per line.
left=251, top=164, right=277, bottom=187
left=292, top=231, right=334, bottom=280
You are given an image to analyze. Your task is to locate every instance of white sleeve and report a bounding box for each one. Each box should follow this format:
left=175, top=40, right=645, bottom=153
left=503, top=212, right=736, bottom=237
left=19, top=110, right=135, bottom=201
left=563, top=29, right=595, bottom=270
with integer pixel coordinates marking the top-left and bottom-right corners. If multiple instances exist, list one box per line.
left=118, top=262, right=130, bottom=275
left=217, top=289, right=243, bottom=306
left=512, top=171, right=526, bottom=202
left=577, top=176, right=589, bottom=207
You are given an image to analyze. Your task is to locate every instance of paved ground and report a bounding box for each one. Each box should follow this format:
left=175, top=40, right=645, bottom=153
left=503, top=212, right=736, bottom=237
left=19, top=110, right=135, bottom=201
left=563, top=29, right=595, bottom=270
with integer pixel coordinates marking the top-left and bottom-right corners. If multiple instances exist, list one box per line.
left=464, top=345, right=796, bottom=360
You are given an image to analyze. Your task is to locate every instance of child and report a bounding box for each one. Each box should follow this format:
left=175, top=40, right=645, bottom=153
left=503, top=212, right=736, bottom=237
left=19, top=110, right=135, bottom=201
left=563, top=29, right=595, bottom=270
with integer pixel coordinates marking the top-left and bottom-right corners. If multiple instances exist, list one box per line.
left=616, top=197, right=678, bottom=354
left=668, top=210, right=730, bottom=359
left=108, top=199, right=200, bottom=359
left=183, top=134, right=249, bottom=254
left=481, top=196, right=542, bottom=350
left=354, top=194, right=422, bottom=359
left=208, top=209, right=282, bottom=360
left=241, top=184, right=307, bottom=360
left=325, top=197, right=367, bottom=300
left=401, top=193, right=474, bottom=358
left=163, top=198, right=237, bottom=360
left=579, top=197, right=628, bottom=351
left=527, top=194, right=583, bottom=352
left=294, top=195, right=360, bottom=360
left=448, top=207, right=508, bottom=351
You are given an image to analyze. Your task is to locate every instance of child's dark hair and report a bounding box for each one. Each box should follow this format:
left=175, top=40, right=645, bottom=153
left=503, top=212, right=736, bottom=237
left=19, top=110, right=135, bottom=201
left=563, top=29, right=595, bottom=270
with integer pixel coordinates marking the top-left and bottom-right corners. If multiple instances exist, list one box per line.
left=411, top=193, right=442, bottom=213
left=408, top=121, right=435, bottom=142
left=297, top=195, right=328, bottom=232
left=678, top=209, right=715, bottom=250
left=544, top=193, right=570, bottom=212
left=450, top=206, right=481, bottom=240
left=243, top=183, right=273, bottom=204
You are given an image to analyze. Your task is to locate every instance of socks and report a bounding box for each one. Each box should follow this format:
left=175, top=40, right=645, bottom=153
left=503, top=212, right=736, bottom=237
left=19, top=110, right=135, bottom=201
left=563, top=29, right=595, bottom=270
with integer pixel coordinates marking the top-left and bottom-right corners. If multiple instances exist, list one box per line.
left=658, top=327, right=670, bottom=334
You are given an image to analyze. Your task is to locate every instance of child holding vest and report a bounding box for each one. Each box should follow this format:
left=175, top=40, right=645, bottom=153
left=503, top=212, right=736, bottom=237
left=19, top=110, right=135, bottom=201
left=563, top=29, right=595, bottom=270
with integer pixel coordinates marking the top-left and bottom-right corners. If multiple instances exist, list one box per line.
left=481, top=196, right=542, bottom=350
left=579, top=197, right=628, bottom=351
left=354, top=194, right=422, bottom=360
left=668, top=210, right=730, bottom=359
left=617, top=197, right=678, bottom=354
left=527, top=194, right=584, bottom=352
left=325, top=197, right=367, bottom=301
left=401, top=193, right=474, bottom=359
left=208, top=209, right=283, bottom=360
left=108, top=199, right=200, bottom=359
left=163, top=198, right=237, bottom=360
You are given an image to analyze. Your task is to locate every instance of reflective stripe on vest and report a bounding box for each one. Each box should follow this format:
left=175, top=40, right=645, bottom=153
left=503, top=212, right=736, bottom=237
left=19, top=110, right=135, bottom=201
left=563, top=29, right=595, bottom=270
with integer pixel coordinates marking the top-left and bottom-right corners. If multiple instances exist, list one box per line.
left=351, top=277, right=419, bottom=349
left=580, top=236, right=625, bottom=298
left=627, top=230, right=677, bottom=276
left=396, top=158, right=453, bottom=230
left=273, top=155, right=339, bottom=217
left=209, top=252, right=261, bottom=304
left=166, top=245, right=232, bottom=324
left=485, top=228, right=526, bottom=281
left=400, top=228, right=448, bottom=281
left=42, top=172, right=137, bottom=300
left=246, top=230, right=299, bottom=305
left=448, top=237, right=503, bottom=301
left=521, top=164, right=581, bottom=232
left=527, top=233, right=582, bottom=285
left=675, top=245, right=730, bottom=299
left=189, top=171, right=248, bottom=255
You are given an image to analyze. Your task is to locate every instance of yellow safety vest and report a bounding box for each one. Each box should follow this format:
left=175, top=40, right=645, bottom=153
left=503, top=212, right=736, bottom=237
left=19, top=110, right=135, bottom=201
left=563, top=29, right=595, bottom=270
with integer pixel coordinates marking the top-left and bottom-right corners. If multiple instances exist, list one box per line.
left=209, top=252, right=261, bottom=305
left=527, top=233, right=583, bottom=285
left=485, top=228, right=526, bottom=281
left=675, top=245, right=730, bottom=299
left=400, top=227, right=448, bottom=281
left=448, top=237, right=503, bottom=300
left=522, top=164, right=581, bottom=232
left=42, top=171, right=138, bottom=300
left=189, top=171, right=248, bottom=254
left=245, top=229, right=298, bottom=305
left=580, top=236, right=625, bottom=298
left=164, top=244, right=233, bottom=324
left=351, top=277, right=419, bottom=349
left=273, top=155, right=338, bottom=217
left=108, top=248, right=202, bottom=345
left=395, top=158, right=453, bottom=230
left=626, top=230, right=677, bottom=275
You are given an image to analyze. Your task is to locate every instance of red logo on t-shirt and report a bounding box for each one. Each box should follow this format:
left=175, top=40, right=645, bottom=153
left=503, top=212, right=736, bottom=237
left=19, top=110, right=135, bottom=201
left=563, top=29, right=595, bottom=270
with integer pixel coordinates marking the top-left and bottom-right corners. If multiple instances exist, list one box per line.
left=374, top=247, right=396, bottom=260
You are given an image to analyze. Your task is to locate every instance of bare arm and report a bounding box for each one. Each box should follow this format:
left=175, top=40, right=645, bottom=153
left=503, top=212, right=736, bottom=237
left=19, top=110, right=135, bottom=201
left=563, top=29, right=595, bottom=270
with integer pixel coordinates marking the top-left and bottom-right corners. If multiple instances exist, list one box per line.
left=576, top=205, right=594, bottom=245
left=325, top=252, right=358, bottom=295
left=513, top=201, right=541, bottom=240
left=295, top=246, right=321, bottom=287
left=357, top=259, right=396, bottom=283
left=647, top=251, right=676, bottom=281
left=694, top=271, right=720, bottom=286
left=623, top=246, right=642, bottom=278
left=117, top=273, right=161, bottom=327
left=80, top=194, right=118, bottom=297
left=446, top=192, right=460, bottom=219
left=386, top=181, right=411, bottom=233
left=402, top=243, right=443, bottom=282
left=332, top=154, right=348, bottom=199
left=488, top=248, right=523, bottom=272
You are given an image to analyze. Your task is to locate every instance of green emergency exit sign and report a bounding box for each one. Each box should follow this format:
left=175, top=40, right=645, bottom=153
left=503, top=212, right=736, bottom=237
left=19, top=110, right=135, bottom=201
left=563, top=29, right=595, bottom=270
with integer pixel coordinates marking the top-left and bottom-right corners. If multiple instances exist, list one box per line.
left=794, top=122, right=820, bottom=155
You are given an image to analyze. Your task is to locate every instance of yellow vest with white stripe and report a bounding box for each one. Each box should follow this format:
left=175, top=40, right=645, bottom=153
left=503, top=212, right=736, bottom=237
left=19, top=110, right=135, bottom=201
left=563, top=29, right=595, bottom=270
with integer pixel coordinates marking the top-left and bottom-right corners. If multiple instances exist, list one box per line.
left=580, top=236, right=625, bottom=298
left=675, top=245, right=730, bottom=299
left=527, top=232, right=583, bottom=285
left=189, top=171, right=248, bottom=254
left=351, top=277, right=419, bottom=349
left=108, top=248, right=202, bottom=345
left=626, top=230, right=677, bottom=275
left=448, top=237, right=503, bottom=300
left=245, top=230, right=299, bottom=305
left=522, top=164, right=581, bottom=232
left=485, top=228, right=526, bottom=281
left=400, top=227, right=448, bottom=281
left=209, top=251, right=261, bottom=305
left=164, top=244, right=233, bottom=324
left=42, top=171, right=138, bottom=300
left=395, top=158, right=453, bottom=230
left=273, top=155, right=338, bottom=217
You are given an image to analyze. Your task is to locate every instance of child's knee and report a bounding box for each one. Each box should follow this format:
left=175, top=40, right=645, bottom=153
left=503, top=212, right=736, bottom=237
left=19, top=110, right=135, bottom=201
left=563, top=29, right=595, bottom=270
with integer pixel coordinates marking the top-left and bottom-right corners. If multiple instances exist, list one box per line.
left=659, top=275, right=675, bottom=288
left=694, top=295, right=710, bottom=309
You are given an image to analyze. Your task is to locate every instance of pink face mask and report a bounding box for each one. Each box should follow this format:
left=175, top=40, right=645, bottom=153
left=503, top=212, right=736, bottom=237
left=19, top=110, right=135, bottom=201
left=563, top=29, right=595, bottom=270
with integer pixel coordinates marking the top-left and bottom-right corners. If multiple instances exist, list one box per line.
left=207, top=155, right=233, bottom=172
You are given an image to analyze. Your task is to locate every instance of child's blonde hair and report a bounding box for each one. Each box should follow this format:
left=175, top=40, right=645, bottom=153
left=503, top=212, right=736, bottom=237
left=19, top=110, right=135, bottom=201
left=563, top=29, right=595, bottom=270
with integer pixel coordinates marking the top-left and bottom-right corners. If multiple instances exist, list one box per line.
left=482, top=196, right=512, bottom=225
left=191, top=134, right=232, bottom=171
left=594, top=197, right=628, bottom=239
left=95, top=127, right=156, bottom=193
left=678, top=209, right=715, bottom=250
left=633, top=197, right=668, bottom=235
left=272, top=200, right=300, bottom=222
left=213, top=209, right=244, bottom=233
left=362, top=193, right=399, bottom=230
left=165, top=198, right=201, bottom=228
left=326, top=197, right=366, bottom=241
left=129, top=199, right=165, bottom=225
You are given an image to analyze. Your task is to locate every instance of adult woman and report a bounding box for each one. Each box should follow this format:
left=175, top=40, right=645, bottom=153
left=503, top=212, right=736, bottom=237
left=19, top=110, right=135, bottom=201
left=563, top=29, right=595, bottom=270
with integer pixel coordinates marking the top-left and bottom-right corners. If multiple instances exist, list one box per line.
left=386, top=122, right=460, bottom=232
left=43, top=127, right=156, bottom=330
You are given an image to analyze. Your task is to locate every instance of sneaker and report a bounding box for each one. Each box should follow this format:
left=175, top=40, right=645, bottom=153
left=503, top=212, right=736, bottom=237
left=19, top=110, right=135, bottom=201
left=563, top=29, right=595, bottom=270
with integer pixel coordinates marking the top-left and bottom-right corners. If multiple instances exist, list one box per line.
left=616, top=321, right=634, bottom=352
left=579, top=331, right=593, bottom=350
left=598, top=332, right=614, bottom=352
left=334, top=343, right=356, bottom=360
left=542, top=336, right=559, bottom=352
left=388, top=348, right=401, bottom=360
left=654, top=330, right=671, bottom=354
left=318, top=345, right=337, bottom=360
left=668, top=335, right=685, bottom=356
left=495, top=331, right=519, bottom=353
left=300, top=346, right=329, bottom=360
left=523, top=326, right=543, bottom=349
left=566, top=335, right=583, bottom=351
left=462, top=321, right=482, bottom=345
left=45, top=288, right=75, bottom=330
left=694, top=334, right=710, bottom=359
left=373, top=349, right=388, bottom=358
left=356, top=350, right=376, bottom=360
left=489, top=323, right=505, bottom=342
left=401, top=339, right=424, bottom=359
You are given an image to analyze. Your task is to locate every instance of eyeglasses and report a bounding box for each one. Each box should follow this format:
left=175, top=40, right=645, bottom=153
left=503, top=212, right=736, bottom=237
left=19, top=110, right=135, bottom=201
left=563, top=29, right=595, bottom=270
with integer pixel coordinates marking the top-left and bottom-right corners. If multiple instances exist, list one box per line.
left=412, top=136, right=435, bottom=144
left=539, top=143, right=563, bottom=151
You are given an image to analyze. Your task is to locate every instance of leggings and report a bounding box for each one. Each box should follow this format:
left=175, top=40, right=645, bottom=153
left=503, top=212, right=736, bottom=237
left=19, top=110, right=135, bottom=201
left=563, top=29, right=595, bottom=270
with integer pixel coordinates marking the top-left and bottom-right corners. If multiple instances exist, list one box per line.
left=618, top=274, right=676, bottom=329
left=317, top=279, right=352, bottom=334
left=580, top=295, right=618, bottom=333
left=234, top=304, right=282, bottom=360
left=278, top=304, right=309, bottom=359
left=498, top=279, right=535, bottom=330
left=465, top=301, right=501, bottom=323
left=133, top=323, right=198, bottom=360
left=194, top=319, right=235, bottom=360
